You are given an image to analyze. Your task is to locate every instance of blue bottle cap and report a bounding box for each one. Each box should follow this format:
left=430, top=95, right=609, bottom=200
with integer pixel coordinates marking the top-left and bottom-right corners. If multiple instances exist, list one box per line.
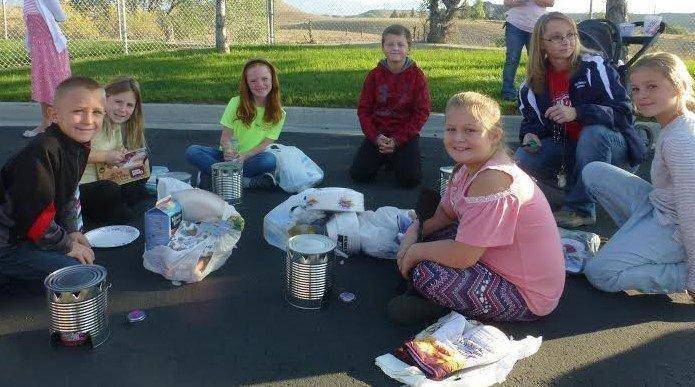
left=127, top=309, right=147, bottom=323
left=339, top=292, right=356, bottom=303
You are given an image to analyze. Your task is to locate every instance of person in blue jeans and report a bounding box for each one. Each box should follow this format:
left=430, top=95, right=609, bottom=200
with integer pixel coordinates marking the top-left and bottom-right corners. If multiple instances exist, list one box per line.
left=515, top=12, right=646, bottom=228
left=582, top=52, right=695, bottom=300
left=186, top=145, right=277, bottom=188
left=501, top=0, right=554, bottom=100
left=186, top=58, right=286, bottom=190
left=1, top=77, right=103, bottom=285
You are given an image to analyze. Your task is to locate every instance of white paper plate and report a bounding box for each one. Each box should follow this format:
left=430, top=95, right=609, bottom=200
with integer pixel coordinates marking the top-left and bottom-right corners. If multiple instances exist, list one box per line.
left=85, top=225, right=140, bottom=248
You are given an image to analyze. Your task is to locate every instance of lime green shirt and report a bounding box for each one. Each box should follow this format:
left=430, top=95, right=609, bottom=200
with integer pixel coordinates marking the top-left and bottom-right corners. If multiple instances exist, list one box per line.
left=219, top=96, right=286, bottom=153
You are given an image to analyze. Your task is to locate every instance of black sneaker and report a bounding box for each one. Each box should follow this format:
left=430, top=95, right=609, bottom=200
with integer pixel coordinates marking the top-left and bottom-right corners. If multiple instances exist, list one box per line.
left=387, top=293, right=448, bottom=326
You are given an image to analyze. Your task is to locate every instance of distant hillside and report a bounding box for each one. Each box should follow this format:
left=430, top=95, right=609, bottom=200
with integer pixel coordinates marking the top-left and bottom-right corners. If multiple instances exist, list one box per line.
left=275, top=0, right=330, bottom=23
left=567, top=13, right=695, bottom=32
left=353, top=10, right=396, bottom=18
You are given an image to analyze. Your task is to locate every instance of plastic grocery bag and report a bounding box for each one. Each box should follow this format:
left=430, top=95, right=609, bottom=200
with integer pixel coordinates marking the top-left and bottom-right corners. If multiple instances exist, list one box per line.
left=143, top=210, right=244, bottom=284
left=558, top=227, right=601, bottom=274
left=263, top=188, right=327, bottom=251
left=326, top=212, right=361, bottom=257
left=375, top=312, right=542, bottom=386
left=267, top=143, right=323, bottom=193
left=358, top=206, right=414, bottom=259
left=172, top=188, right=237, bottom=222
left=157, top=176, right=193, bottom=200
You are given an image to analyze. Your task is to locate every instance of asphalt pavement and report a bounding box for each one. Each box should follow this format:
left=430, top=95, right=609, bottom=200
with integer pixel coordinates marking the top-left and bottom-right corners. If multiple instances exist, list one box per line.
left=0, top=122, right=693, bottom=386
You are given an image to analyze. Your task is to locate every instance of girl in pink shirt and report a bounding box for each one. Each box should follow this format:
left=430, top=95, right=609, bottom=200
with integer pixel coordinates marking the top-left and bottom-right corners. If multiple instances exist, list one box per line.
left=395, top=92, right=565, bottom=322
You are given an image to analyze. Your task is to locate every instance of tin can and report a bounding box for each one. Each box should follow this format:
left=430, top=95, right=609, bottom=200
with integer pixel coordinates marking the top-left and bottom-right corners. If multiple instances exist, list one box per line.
left=285, top=234, right=336, bottom=310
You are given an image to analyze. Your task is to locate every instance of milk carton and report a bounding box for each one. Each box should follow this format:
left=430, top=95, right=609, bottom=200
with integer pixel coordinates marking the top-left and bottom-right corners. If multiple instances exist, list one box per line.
left=145, top=196, right=183, bottom=250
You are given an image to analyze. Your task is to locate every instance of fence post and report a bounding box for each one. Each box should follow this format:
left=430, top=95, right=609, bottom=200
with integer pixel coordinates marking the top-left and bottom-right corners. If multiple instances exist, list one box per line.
left=267, top=0, right=275, bottom=44
left=2, top=0, right=8, bottom=40
left=120, top=0, right=129, bottom=54
left=215, top=0, right=229, bottom=53
left=117, top=0, right=123, bottom=41
left=588, top=0, right=594, bottom=19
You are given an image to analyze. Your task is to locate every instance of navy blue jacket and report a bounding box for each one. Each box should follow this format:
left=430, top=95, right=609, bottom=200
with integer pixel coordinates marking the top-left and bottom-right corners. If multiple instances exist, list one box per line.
left=518, top=54, right=646, bottom=167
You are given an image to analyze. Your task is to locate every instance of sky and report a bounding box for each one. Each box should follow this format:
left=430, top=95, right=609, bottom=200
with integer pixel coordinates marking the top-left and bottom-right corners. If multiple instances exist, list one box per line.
left=285, top=0, right=695, bottom=16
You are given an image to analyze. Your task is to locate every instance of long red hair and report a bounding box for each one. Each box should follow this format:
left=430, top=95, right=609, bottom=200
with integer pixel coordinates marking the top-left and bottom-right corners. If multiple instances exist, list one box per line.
left=236, top=58, right=282, bottom=127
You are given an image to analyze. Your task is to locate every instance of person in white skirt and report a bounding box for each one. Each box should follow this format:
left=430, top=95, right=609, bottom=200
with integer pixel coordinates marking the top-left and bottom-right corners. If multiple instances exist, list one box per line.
left=22, top=0, right=71, bottom=138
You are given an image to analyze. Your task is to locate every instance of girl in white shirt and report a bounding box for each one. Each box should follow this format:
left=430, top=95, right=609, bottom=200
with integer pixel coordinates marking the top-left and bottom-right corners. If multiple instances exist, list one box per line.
left=582, top=52, right=695, bottom=301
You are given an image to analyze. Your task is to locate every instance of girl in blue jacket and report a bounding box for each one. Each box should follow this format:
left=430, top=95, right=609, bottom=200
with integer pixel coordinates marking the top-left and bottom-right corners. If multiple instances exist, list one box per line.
left=515, top=12, right=646, bottom=228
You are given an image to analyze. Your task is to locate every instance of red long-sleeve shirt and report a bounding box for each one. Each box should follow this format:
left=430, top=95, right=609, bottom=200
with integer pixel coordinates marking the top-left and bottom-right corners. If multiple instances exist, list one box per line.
left=357, top=59, right=431, bottom=145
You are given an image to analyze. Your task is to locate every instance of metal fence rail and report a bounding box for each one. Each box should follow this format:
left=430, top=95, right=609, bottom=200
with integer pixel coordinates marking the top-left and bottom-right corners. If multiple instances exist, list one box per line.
left=1, top=0, right=693, bottom=70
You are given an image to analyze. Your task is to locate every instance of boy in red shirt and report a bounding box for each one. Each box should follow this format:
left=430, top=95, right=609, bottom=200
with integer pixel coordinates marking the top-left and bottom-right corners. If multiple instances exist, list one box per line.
left=349, top=24, right=431, bottom=188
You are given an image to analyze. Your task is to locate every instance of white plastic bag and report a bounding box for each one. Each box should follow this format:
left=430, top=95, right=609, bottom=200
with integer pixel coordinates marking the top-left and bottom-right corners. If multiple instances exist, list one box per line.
left=558, top=227, right=601, bottom=274
left=143, top=211, right=244, bottom=283
left=326, top=212, right=361, bottom=257
left=172, top=188, right=236, bottom=222
left=375, top=312, right=543, bottom=386
left=267, top=143, right=323, bottom=193
left=157, top=176, right=194, bottom=200
left=358, top=206, right=413, bottom=259
left=263, top=188, right=327, bottom=251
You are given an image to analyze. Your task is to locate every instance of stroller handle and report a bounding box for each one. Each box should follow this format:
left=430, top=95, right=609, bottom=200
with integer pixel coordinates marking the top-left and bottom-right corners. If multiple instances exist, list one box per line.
left=623, top=20, right=666, bottom=69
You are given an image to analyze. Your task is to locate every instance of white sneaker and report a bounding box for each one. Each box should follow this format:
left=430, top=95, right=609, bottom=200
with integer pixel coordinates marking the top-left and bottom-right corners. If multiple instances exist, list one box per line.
left=22, top=126, right=45, bottom=138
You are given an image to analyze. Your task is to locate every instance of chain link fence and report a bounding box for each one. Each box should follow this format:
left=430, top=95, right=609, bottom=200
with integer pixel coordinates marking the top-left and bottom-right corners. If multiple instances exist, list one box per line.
left=0, top=0, right=269, bottom=69
left=1, top=0, right=693, bottom=70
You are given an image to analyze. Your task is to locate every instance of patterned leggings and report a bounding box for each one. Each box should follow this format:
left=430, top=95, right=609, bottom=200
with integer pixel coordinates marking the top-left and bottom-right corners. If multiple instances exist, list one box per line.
left=411, top=225, right=539, bottom=322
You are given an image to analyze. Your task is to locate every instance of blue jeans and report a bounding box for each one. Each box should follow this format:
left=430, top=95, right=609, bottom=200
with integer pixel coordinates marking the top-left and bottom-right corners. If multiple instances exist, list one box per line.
left=582, top=162, right=686, bottom=293
left=502, top=22, right=531, bottom=98
left=514, top=125, right=630, bottom=217
left=185, top=145, right=277, bottom=178
left=0, top=243, right=80, bottom=281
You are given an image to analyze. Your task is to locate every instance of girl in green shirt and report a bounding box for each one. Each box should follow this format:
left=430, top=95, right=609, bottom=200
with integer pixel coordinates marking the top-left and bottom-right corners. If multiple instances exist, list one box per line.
left=186, top=58, right=286, bottom=190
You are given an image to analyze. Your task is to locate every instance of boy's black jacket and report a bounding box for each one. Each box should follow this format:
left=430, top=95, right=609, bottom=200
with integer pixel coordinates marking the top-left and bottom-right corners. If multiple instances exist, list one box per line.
left=0, top=124, right=89, bottom=252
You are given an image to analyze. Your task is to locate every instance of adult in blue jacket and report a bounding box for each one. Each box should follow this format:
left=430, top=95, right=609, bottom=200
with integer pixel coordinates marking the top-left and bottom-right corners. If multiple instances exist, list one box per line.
left=515, top=12, right=646, bottom=228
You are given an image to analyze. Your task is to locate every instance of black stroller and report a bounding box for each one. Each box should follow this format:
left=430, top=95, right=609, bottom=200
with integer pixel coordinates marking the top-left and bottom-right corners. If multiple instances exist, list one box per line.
left=577, top=18, right=667, bottom=149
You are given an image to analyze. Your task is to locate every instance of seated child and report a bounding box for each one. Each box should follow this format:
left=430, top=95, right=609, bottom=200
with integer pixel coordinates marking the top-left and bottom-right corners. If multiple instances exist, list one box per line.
left=389, top=92, right=565, bottom=325
left=186, top=58, right=286, bottom=190
left=514, top=12, right=646, bottom=228
left=349, top=24, right=431, bottom=188
left=583, top=52, right=695, bottom=301
left=0, top=77, right=103, bottom=282
left=79, top=76, right=148, bottom=224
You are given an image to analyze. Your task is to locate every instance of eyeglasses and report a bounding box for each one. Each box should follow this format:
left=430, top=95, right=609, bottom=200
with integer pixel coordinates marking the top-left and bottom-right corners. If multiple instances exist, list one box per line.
left=543, top=32, right=577, bottom=44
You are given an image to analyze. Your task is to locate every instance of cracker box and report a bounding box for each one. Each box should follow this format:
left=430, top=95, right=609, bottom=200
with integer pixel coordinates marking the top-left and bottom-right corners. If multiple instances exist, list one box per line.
left=145, top=196, right=183, bottom=250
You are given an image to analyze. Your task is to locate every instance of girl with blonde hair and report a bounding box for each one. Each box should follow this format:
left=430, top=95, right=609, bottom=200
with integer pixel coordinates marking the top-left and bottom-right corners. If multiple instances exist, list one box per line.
left=389, top=92, right=565, bottom=325
left=583, top=52, right=695, bottom=300
left=515, top=12, right=646, bottom=228
left=79, top=76, right=149, bottom=223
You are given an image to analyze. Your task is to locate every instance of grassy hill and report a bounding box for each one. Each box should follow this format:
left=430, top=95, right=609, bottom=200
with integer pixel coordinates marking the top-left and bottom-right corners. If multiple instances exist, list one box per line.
left=567, top=13, right=695, bottom=32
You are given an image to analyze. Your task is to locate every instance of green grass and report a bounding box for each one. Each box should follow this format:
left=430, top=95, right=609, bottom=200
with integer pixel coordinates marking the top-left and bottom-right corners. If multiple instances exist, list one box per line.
left=2, top=44, right=694, bottom=114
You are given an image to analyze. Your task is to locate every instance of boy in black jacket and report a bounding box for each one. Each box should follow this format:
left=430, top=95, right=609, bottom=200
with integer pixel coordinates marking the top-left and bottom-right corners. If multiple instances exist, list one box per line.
left=0, top=77, right=105, bottom=282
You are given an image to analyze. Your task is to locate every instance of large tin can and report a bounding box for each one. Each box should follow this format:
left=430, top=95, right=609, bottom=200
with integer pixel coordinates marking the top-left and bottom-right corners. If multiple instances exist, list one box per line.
left=211, top=161, right=242, bottom=204
left=44, top=265, right=111, bottom=348
left=284, top=234, right=336, bottom=310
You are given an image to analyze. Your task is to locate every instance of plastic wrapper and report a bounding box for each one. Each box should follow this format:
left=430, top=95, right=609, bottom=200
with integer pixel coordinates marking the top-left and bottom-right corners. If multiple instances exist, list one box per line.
left=143, top=210, right=244, bottom=284
left=375, top=312, right=542, bottom=386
